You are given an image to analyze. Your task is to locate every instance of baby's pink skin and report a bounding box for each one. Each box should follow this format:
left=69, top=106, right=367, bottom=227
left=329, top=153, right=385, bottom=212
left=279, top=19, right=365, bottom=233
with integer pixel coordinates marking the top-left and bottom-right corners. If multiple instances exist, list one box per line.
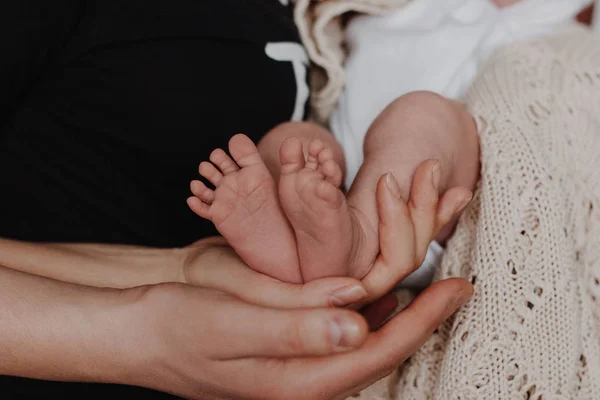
left=491, top=0, right=521, bottom=8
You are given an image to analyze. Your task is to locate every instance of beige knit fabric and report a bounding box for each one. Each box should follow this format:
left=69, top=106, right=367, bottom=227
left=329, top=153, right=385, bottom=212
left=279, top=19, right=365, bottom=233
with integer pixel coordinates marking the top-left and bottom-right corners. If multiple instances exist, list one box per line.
left=295, top=3, right=600, bottom=398
left=346, top=24, right=600, bottom=400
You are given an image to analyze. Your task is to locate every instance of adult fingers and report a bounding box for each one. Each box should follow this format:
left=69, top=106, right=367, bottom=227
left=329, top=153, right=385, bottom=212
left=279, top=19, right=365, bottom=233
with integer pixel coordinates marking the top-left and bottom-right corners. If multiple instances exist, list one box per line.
left=214, top=299, right=369, bottom=359
left=360, top=293, right=399, bottom=331
left=360, top=173, right=415, bottom=301
left=185, top=240, right=368, bottom=308
left=407, top=160, right=441, bottom=265
left=433, top=187, right=473, bottom=239
left=245, top=278, right=473, bottom=400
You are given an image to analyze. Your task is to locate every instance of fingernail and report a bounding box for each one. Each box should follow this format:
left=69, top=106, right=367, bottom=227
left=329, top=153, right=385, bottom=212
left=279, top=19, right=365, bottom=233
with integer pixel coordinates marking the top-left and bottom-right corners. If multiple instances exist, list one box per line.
left=432, top=161, right=441, bottom=190
left=330, top=317, right=363, bottom=349
left=454, top=193, right=473, bottom=215
left=330, top=285, right=368, bottom=307
left=386, top=172, right=402, bottom=200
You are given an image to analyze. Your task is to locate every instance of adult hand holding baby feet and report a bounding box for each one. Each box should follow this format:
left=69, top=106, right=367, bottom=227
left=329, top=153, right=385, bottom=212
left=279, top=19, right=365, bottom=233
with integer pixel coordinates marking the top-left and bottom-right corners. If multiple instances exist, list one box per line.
left=142, top=191, right=474, bottom=400
left=278, top=137, right=472, bottom=284
left=188, top=132, right=472, bottom=298
left=178, top=235, right=372, bottom=309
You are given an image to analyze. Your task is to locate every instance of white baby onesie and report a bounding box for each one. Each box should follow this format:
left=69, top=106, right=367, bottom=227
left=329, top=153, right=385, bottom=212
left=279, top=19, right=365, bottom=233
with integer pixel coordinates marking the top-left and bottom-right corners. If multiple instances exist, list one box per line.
left=330, top=0, right=590, bottom=289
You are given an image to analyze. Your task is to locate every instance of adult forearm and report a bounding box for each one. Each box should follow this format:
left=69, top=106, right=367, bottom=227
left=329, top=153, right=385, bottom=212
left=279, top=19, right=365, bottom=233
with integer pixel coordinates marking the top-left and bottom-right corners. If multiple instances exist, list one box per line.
left=0, top=237, right=182, bottom=288
left=0, top=265, right=147, bottom=384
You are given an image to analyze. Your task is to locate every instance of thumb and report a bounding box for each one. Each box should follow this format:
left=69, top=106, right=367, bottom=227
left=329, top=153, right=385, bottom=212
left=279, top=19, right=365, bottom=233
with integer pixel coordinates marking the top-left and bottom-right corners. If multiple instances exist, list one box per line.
left=260, top=278, right=474, bottom=400
left=375, top=278, right=474, bottom=361
left=217, top=300, right=369, bottom=359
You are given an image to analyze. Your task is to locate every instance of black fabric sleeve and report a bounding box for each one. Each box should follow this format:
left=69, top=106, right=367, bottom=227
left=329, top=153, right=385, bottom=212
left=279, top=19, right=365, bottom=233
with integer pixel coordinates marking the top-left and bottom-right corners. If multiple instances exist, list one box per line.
left=0, top=1, right=84, bottom=126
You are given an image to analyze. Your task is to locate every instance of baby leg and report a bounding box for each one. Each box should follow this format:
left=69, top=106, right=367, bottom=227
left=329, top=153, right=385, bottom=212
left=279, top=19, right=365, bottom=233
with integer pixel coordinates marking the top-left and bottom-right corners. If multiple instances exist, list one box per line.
left=345, top=91, right=480, bottom=279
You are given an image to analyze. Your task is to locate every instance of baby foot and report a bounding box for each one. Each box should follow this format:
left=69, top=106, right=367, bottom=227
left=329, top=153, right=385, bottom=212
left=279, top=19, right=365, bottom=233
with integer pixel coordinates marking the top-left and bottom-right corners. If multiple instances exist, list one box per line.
left=279, top=138, right=373, bottom=281
left=187, top=134, right=302, bottom=283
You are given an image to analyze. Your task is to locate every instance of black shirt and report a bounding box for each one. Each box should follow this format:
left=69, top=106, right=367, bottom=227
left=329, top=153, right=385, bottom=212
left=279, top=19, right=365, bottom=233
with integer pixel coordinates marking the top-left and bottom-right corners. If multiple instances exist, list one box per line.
left=0, top=1, right=309, bottom=397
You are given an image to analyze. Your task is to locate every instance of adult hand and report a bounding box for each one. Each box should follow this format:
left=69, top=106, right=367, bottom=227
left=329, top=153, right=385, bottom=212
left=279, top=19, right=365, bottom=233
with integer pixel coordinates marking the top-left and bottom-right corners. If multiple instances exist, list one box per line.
left=180, top=239, right=404, bottom=329
left=123, top=171, right=473, bottom=399
left=129, top=278, right=471, bottom=400
left=358, top=160, right=473, bottom=304
left=179, top=160, right=472, bottom=310
left=178, top=236, right=371, bottom=309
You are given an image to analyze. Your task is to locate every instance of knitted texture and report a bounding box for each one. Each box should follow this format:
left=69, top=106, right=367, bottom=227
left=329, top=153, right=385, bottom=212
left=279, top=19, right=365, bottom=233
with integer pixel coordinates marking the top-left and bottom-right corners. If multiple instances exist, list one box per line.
left=295, top=2, right=600, bottom=398
left=352, top=24, right=600, bottom=400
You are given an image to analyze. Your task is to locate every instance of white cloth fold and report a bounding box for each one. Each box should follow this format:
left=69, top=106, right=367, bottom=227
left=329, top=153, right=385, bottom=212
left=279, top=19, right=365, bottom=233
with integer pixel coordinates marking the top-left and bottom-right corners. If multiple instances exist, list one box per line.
left=329, top=0, right=588, bottom=289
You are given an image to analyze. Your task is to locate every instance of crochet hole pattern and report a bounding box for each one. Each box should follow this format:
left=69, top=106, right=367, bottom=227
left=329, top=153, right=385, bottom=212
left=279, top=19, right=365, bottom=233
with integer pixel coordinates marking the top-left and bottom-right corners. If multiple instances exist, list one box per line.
left=390, top=26, right=600, bottom=400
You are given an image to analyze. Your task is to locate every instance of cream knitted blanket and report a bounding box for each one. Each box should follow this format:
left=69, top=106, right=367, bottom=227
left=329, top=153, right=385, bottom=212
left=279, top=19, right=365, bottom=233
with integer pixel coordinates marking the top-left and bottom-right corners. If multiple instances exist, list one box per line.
left=393, top=25, right=600, bottom=399
left=295, top=2, right=600, bottom=399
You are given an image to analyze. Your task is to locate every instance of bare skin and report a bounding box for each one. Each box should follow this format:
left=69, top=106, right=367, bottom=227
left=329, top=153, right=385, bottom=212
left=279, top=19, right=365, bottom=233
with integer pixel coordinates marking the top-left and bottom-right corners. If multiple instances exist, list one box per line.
left=0, top=199, right=474, bottom=399
left=492, top=0, right=521, bottom=8
left=187, top=134, right=302, bottom=283
left=188, top=91, right=478, bottom=283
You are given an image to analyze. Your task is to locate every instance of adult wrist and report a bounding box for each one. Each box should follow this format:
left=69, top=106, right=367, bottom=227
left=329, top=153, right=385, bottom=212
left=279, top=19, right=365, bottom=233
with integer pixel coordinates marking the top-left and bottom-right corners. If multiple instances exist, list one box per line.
left=74, top=283, right=188, bottom=393
left=121, top=283, right=195, bottom=396
left=62, top=285, right=156, bottom=386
